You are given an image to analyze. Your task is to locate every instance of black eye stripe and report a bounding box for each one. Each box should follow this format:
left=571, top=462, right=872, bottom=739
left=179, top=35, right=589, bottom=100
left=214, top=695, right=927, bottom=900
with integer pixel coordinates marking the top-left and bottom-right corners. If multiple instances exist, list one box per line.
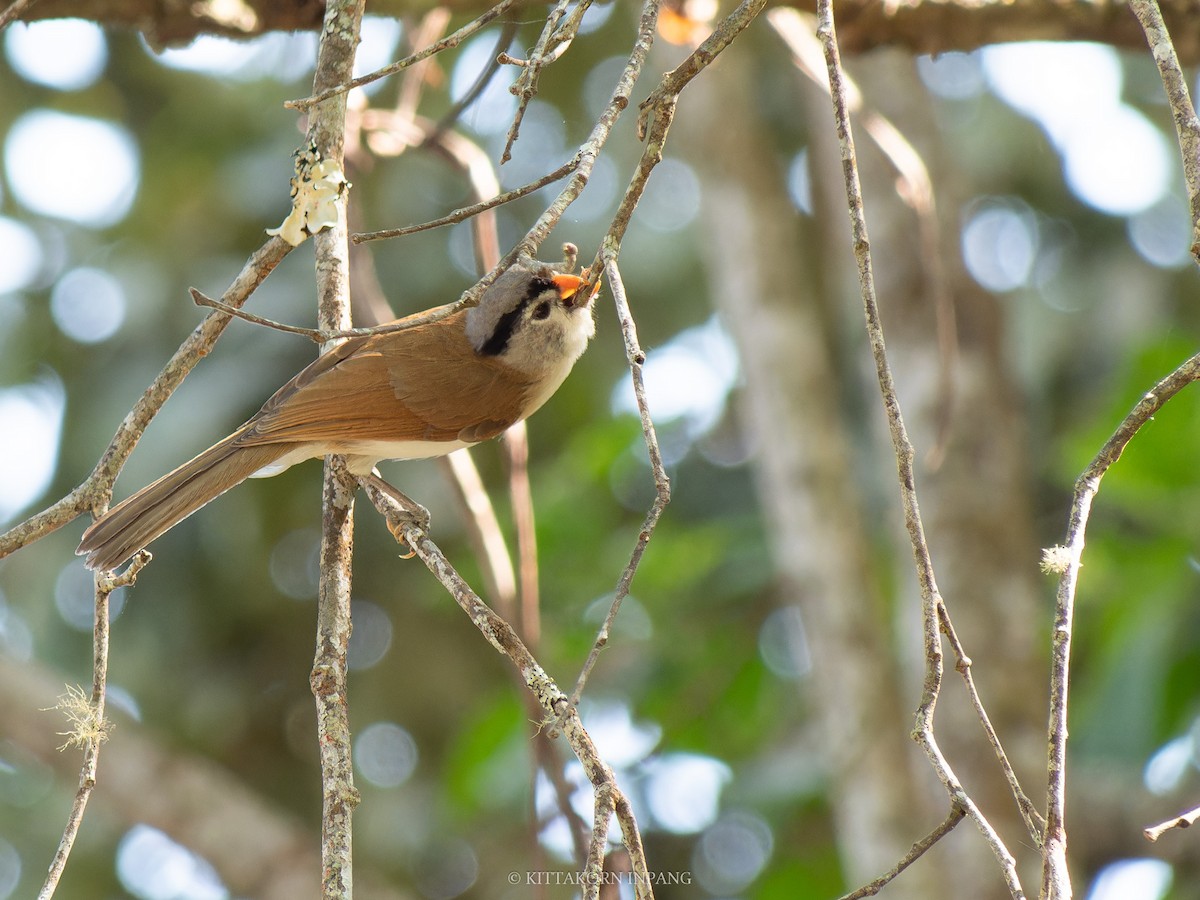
left=478, top=298, right=529, bottom=356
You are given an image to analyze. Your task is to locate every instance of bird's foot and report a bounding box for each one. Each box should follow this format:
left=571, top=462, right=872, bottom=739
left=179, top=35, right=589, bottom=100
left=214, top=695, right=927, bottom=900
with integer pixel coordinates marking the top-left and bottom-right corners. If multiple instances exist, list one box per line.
left=358, top=474, right=430, bottom=558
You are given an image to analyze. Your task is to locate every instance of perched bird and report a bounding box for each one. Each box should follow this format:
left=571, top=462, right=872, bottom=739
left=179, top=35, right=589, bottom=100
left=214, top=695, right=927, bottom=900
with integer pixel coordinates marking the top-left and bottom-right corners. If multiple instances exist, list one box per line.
left=78, top=261, right=594, bottom=571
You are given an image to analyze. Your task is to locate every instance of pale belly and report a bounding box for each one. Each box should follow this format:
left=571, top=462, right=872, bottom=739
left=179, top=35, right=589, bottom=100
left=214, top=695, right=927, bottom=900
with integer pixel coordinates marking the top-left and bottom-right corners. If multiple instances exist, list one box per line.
left=250, top=438, right=474, bottom=477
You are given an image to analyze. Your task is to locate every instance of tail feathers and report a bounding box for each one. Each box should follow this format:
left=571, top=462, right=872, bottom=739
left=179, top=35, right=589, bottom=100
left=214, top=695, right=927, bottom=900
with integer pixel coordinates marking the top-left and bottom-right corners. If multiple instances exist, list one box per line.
left=77, top=438, right=292, bottom=571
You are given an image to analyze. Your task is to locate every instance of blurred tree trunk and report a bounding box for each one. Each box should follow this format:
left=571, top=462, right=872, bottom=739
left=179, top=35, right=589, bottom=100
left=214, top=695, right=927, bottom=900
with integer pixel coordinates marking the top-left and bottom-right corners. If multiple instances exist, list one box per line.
left=680, top=34, right=1045, bottom=897
left=680, top=40, right=949, bottom=897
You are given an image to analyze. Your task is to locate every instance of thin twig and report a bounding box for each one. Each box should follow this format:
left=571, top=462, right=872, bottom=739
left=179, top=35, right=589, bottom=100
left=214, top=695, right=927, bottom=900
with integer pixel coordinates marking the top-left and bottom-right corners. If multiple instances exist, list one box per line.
left=0, top=0, right=36, bottom=30
left=433, top=21, right=519, bottom=137
left=1129, top=0, right=1200, bottom=262
left=499, top=0, right=575, bottom=163
left=586, top=0, right=765, bottom=274
left=1043, top=350, right=1200, bottom=898
left=285, top=0, right=522, bottom=110
left=514, top=0, right=661, bottom=264
left=938, top=604, right=1046, bottom=842
left=815, top=1, right=1026, bottom=896
left=569, top=259, right=669, bottom=708
left=190, top=288, right=325, bottom=341
left=0, top=237, right=292, bottom=561
left=38, top=554, right=145, bottom=898
left=1144, top=802, right=1200, bottom=842
left=353, top=157, right=578, bottom=243
left=837, top=804, right=967, bottom=900
left=766, top=8, right=958, bottom=467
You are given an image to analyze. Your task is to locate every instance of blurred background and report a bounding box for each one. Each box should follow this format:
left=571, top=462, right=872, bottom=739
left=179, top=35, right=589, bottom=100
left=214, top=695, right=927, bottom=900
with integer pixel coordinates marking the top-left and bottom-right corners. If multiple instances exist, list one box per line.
left=2, top=3, right=1200, bottom=898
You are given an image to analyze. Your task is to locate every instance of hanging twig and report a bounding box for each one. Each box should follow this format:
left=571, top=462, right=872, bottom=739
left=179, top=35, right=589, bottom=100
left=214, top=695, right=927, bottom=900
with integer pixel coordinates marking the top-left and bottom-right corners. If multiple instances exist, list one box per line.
left=815, top=0, right=1025, bottom=895
left=38, top=554, right=147, bottom=898
left=569, top=258, right=669, bottom=708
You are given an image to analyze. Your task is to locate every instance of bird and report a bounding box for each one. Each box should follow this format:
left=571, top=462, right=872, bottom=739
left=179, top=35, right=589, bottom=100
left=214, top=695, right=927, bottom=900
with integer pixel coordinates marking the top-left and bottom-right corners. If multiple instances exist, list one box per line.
left=77, top=261, right=595, bottom=571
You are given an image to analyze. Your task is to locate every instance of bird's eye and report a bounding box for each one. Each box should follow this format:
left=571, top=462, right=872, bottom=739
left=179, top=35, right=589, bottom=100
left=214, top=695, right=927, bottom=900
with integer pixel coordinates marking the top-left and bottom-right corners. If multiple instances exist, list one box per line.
left=532, top=301, right=552, bottom=320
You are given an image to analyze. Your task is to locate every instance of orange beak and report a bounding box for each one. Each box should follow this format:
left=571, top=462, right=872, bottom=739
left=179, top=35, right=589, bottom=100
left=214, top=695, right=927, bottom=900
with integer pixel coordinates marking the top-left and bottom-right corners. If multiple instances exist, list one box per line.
left=552, top=273, right=589, bottom=308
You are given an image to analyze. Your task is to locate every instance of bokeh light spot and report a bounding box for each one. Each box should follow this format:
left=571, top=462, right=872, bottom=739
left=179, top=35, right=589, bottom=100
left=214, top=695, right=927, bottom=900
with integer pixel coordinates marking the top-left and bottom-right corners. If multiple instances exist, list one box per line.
left=759, top=605, right=812, bottom=680
left=0, top=835, right=19, bottom=900
left=5, top=19, right=107, bottom=90
left=917, top=51, right=985, bottom=100
left=694, top=810, right=774, bottom=894
left=1143, top=735, right=1192, bottom=796
left=5, top=110, right=139, bottom=227
left=347, top=599, right=393, bottom=670
left=116, top=824, right=228, bottom=900
left=961, top=200, right=1038, bottom=292
left=0, top=217, right=43, bottom=292
left=1128, top=195, right=1193, bottom=269
left=1086, top=858, right=1172, bottom=900
left=643, top=752, right=730, bottom=834
left=355, top=721, right=418, bottom=788
left=51, top=267, right=126, bottom=343
left=0, top=375, right=65, bottom=523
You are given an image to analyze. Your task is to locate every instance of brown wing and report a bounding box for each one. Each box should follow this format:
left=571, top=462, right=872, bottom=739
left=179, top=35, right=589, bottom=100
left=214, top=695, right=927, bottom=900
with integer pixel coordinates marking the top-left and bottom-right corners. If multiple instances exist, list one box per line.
left=235, top=310, right=536, bottom=447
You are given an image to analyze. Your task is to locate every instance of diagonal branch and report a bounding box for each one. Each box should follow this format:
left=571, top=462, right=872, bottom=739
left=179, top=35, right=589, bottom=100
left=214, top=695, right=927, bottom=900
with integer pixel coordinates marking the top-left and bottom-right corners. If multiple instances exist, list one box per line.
left=0, top=237, right=292, bottom=561
left=359, top=479, right=654, bottom=900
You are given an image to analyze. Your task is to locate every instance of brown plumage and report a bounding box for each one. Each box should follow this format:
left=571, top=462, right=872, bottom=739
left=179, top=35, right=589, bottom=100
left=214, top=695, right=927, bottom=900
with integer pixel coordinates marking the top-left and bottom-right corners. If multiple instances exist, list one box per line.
left=77, top=263, right=594, bottom=571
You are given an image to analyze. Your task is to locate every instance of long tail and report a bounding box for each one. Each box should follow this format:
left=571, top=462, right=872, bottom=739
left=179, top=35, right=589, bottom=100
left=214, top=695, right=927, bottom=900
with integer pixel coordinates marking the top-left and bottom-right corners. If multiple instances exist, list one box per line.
left=77, top=436, right=292, bottom=571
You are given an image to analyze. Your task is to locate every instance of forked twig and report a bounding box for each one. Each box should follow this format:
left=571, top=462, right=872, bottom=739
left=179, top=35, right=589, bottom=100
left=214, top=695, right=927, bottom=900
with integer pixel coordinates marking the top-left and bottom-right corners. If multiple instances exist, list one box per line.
left=815, top=0, right=1025, bottom=894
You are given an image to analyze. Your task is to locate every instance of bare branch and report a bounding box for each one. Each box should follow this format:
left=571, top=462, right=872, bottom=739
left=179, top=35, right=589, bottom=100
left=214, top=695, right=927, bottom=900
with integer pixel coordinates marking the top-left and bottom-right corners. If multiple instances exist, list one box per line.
left=0, top=237, right=292, bottom=562
left=37, top=558, right=132, bottom=898
left=1144, top=802, right=1200, bottom=842
left=569, top=258, right=670, bottom=708
left=361, top=488, right=655, bottom=899
left=1043, top=350, right=1200, bottom=898
left=1129, top=0, right=1200, bottom=261
left=0, top=0, right=37, bottom=29
left=286, top=0, right=522, bottom=110
left=815, top=0, right=1026, bottom=895
left=838, top=805, right=967, bottom=900
left=304, top=1, right=366, bottom=896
